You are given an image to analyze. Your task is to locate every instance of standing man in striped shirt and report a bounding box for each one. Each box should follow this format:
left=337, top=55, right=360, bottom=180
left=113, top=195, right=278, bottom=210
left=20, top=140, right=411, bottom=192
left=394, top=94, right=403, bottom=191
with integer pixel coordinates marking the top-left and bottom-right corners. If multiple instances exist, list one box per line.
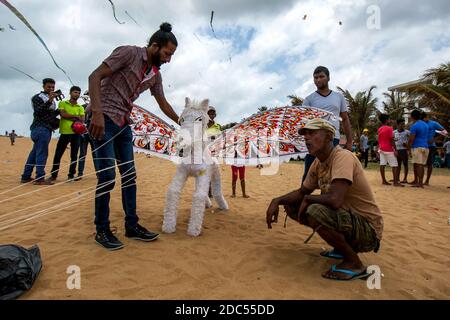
left=88, top=22, right=179, bottom=250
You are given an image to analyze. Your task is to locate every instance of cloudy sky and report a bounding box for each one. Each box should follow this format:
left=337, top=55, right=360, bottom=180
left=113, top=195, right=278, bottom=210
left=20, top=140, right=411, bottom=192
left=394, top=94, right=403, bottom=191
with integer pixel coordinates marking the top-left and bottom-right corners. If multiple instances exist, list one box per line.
left=0, top=0, right=449, bottom=136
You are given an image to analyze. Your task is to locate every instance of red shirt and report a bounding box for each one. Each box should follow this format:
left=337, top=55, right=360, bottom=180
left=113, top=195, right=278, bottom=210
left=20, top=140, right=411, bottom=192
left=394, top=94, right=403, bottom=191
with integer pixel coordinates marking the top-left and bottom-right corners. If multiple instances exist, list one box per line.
left=378, top=125, right=394, bottom=152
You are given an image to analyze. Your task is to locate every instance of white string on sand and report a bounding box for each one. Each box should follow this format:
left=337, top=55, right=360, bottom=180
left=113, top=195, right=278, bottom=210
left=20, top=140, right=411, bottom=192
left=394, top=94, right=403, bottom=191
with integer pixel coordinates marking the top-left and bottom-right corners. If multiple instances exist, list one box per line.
left=0, top=167, right=137, bottom=221
left=0, top=171, right=135, bottom=228
left=0, top=123, right=131, bottom=196
left=0, top=181, right=139, bottom=232
left=0, top=154, right=146, bottom=221
left=0, top=158, right=137, bottom=204
left=0, top=159, right=145, bottom=230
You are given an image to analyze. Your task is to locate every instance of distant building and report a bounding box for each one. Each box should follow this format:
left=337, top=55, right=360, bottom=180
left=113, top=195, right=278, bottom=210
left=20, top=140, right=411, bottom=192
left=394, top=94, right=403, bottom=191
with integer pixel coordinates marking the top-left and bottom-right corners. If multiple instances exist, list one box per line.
left=388, top=79, right=431, bottom=124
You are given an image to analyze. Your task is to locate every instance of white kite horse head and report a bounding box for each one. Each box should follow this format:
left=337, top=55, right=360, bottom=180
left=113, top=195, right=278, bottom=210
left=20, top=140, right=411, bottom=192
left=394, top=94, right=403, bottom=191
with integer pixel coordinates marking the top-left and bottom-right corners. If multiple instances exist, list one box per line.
left=179, top=97, right=209, bottom=130
left=177, top=97, right=210, bottom=162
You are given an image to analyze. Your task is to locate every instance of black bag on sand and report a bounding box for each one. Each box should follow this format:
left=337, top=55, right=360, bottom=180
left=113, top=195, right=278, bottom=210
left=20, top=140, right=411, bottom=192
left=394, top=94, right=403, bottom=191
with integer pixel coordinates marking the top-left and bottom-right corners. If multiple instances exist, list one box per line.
left=0, top=244, right=42, bottom=300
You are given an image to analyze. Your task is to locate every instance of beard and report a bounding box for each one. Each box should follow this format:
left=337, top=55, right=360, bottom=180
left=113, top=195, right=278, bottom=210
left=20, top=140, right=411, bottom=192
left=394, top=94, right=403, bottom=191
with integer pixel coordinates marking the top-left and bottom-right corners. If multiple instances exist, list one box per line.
left=151, top=50, right=163, bottom=68
left=316, top=82, right=328, bottom=90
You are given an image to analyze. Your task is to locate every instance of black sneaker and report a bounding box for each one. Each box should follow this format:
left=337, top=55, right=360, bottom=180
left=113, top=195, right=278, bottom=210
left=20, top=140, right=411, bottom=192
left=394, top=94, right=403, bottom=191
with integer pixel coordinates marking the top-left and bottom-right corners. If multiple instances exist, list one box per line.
left=74, top=175, right=83, bottom=181
left=95, top=229, right=124, bottom=250
left=125, top=224, right=159, bottom=242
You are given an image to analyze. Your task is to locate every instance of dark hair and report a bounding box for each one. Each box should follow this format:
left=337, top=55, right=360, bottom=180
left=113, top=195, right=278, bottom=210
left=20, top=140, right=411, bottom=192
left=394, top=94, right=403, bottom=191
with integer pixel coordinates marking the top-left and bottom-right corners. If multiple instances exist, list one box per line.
left=70, top=86, right=81, bottom=93
left=396, top=118, right=405, bottom=125
left=313, top=66, right=330, bottom=78
left=411, top=109, right=423, bottom=120
left=421, top=111, right=428, bottom=119
left=42, top=78, right=55, bottom=85
left=147, top=22, right=178, bottom=48
left=378, top=113, right=389, bottom=124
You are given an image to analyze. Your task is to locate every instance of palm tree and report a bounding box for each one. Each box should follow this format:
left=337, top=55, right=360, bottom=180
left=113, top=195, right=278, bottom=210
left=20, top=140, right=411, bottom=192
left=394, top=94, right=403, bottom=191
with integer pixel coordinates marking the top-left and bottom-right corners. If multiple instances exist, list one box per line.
left=287, top=94, right=303, bottom=106
left=382, top=91, right=408, bottom=122
left=410, top=62, right=450, bottom=129
left=337, top=86, right=378, bottom=139
left=418, top=62, right=450, bottom=105
left=257, top=106, right=268, bottom=112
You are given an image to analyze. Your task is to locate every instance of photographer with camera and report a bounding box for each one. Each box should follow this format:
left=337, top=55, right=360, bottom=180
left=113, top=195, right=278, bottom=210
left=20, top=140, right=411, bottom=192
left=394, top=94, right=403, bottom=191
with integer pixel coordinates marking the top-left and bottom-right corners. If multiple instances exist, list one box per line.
left=20, top=78, right=60, bottom=185
left=49, top=86, right=85, bottom=181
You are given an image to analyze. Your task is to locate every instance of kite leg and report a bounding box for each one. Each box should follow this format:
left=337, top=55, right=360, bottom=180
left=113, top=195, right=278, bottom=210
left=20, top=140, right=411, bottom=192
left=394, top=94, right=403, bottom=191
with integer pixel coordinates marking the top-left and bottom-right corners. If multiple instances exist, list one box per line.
left=210, top=164, right=229, bottom=211
left=205, top=193, right=212, bottom=208
left=187, top=171, right=210, bottom=237
left=162, top=166, right=188, bottom=234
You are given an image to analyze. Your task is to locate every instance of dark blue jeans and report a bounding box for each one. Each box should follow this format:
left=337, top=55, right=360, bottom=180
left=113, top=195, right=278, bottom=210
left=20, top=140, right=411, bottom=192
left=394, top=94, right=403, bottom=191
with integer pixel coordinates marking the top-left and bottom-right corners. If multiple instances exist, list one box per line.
left=92, top=116, right=138, bottom=231
left=302, top=138, right=340, bottom=183
left=22, top=127, right=52, bottom=181
left=77, top=133, right=96, bottom=176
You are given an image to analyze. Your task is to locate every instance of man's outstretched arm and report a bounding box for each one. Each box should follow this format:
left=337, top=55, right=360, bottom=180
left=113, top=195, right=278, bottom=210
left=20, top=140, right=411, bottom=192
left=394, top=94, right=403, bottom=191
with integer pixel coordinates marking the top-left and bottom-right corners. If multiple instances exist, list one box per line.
left=154, top=95, right=179, bottom=124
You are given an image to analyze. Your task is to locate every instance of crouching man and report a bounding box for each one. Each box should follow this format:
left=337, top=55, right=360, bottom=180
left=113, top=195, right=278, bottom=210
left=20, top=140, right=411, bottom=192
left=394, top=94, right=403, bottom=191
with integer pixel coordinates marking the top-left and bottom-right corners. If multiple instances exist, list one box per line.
left=266, top=118, right=383, bottom=280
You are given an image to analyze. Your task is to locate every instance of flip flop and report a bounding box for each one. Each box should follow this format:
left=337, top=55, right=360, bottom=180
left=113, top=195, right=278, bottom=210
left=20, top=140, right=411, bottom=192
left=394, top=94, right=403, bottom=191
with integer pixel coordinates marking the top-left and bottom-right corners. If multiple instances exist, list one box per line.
left=320, top=249, right=344, bottom=259
left=322, top=264, right=370, bottom=281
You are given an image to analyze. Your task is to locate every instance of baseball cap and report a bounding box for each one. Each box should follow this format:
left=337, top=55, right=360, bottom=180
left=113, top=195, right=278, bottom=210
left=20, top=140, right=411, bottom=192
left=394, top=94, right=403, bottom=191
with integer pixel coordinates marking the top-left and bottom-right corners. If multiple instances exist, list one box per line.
left=298, top=118, right=336, bottom=135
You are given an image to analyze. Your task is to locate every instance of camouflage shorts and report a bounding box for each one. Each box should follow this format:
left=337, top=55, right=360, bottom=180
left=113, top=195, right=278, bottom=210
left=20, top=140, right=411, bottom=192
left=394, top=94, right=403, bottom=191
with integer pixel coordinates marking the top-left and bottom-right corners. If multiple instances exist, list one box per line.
left=303, top=204, right=379, bottom=253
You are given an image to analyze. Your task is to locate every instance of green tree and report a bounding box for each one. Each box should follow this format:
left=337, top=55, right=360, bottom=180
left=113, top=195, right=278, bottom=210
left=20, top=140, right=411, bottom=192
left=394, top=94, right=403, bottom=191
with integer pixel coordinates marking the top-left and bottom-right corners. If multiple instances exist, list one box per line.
left=337, top=86, right=378, bottom=140
left=382, top=91, right=408, bottom=122
left=287, top=94, right=303, bottom=106
left=258, top=106, right=268, bottom=112
left=410, top=62, right=450, bottom=130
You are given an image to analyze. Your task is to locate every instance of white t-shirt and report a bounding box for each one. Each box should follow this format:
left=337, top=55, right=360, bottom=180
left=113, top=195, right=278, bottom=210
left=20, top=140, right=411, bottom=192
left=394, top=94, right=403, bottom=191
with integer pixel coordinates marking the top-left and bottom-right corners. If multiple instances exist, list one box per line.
left=303, top=91, right=348, bottom=139
left=394, top=129, right=410, bottom=150
left=444, top=141, right=450, bottom=154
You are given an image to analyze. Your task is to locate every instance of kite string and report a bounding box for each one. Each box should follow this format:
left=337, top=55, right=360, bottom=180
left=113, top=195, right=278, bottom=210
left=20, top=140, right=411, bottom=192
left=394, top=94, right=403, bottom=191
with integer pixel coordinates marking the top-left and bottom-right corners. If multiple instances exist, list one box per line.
left=107, top=0, right=125, bottom=24
left=0, top=0, right=73, bottom=84
left=0, top=163, right=138, bottom=220
left=0, top=157, right=146, bottom=229
left=0, top=123, right=131, bottom=196
left=0, top=157, right=158, bottom=232
left=0, top=157, right=136, bottom=204
left=124, top=10, right=141, bottom=28
left=0, top=178, right=140, bottom=232
left=0, top=166, right=136, bottom=226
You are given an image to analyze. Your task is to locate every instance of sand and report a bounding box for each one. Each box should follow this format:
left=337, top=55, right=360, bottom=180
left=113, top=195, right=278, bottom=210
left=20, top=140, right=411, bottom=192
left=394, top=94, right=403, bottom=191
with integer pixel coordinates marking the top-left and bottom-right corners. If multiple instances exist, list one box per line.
left=0, top=136, right=449, bottom=300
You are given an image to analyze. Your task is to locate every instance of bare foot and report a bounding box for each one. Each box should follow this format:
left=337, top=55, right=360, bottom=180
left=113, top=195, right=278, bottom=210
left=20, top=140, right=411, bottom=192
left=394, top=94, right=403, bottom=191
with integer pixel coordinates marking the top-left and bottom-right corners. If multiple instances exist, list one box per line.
left=231, top=194, right=236, bottom=198
left=401, top=180, right=408, bottom=184
left=393, top=183, right=405, bottom=187
left=243, top=194, right=250, bottom=198
left=382, top=181, right=391, bottom=186
left=423, top=182, right=429, bottom=186
left=411, top=184, right=424, bottom=188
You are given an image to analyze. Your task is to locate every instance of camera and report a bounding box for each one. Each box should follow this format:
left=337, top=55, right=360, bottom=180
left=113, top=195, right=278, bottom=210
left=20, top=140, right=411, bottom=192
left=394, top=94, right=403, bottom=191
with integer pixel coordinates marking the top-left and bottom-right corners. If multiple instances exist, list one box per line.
left=53, top=89, right=65, bottom=101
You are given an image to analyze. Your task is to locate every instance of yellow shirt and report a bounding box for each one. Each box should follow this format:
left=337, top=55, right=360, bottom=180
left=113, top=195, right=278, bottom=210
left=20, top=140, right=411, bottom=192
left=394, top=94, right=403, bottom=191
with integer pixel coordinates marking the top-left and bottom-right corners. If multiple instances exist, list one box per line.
left=58, top=100, right=85, bottom=134
left=206, top=123, right=222, bottom=137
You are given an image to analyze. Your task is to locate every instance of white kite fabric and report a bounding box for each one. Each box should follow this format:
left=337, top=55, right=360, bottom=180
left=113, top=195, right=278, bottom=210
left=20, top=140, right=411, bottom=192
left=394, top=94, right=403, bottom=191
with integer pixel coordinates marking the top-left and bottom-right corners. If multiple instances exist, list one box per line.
left=130, top=104, right=178, bottom=160
left=131, top=105, right=335, bottom=165
left=209, top=106, right=337, bottom=166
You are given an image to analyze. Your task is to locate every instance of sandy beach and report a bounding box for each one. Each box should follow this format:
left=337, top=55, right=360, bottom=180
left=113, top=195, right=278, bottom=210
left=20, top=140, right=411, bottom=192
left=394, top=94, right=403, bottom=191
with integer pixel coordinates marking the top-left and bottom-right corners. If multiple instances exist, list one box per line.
left=0, top=136, right=449, bottom=300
